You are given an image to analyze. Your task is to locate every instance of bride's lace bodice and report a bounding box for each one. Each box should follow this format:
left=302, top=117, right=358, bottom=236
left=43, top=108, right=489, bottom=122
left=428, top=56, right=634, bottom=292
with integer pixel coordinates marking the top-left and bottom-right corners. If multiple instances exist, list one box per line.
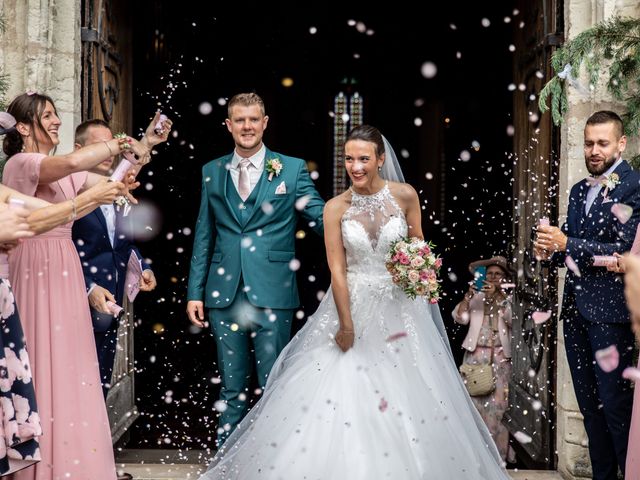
left=341, top=183, right=407, bottom=276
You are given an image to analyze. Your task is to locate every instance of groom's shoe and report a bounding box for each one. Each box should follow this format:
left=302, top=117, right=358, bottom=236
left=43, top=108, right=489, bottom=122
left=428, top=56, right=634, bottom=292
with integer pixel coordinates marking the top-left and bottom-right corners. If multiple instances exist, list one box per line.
left=117, top=473, right=133, bottom=480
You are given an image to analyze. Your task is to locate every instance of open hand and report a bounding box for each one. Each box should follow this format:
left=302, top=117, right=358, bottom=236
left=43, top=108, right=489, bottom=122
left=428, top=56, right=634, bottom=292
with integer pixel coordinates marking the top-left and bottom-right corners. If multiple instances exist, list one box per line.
left=123, top=169, right=140, bottom=205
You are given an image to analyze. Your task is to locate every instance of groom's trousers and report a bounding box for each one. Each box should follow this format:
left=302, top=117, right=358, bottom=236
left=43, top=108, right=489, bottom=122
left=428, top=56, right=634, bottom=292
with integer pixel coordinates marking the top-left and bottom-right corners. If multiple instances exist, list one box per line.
left=208, top=284, right=294, bottom=447
left=563, top=302, right=635, bottom=480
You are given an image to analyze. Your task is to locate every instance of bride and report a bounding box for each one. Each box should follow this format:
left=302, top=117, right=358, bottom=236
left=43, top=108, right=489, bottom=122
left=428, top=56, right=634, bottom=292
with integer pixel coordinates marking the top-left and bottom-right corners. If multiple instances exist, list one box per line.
left=200, top=125, right=510, bottom=479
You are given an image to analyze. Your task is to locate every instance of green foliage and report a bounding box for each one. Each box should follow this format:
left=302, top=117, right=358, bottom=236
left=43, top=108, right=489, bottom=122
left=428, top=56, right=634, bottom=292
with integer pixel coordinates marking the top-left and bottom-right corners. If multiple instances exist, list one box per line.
left=0, top=69, right=8, bottom=111
left=539, top=16, right=640, bottom=146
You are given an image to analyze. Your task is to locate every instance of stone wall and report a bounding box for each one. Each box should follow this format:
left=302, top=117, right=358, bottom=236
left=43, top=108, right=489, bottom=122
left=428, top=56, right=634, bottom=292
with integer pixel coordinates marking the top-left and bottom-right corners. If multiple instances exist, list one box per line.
left=557, top=1, right=640, bottom=478
left=0, top=0, right=81, bottom=153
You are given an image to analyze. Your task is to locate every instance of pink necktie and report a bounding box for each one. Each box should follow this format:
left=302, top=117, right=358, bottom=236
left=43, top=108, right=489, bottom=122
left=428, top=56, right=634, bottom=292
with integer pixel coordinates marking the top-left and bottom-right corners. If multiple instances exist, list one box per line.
left=585, top=175, right=606, bottom=187
left=237, top=158, right=252, bottom=201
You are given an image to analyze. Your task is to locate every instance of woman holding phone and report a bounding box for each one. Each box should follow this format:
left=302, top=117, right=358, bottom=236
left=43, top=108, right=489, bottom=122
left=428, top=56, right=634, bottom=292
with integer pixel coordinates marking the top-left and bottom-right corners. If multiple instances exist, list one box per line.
left=452, top=255, right=514, bottom=463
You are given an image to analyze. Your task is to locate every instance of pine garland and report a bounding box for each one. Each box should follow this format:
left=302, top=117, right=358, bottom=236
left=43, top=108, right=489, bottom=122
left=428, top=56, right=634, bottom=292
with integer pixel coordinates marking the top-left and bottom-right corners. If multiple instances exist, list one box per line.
left=539, top=16, right=640, bottom=166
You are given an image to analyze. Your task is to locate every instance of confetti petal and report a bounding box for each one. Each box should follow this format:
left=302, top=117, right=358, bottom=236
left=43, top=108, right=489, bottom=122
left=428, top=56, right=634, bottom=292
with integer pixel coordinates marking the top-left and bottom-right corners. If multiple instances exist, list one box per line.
left=532, top=311, right=552, bottom=324
left=378, top=397, right=388, bottom=412
left=565, top=256, right=581, bottom=277
left=595, top=345, right=619, bottom=373
left=386, top=332, right=408, bottom=342
left=500, top=283, right=516, bottom=289
left=513, top=431, right=532, bottom=444
left=622, top=367, right=640, bottom=382
left=611, top=203, right=633, bottom=224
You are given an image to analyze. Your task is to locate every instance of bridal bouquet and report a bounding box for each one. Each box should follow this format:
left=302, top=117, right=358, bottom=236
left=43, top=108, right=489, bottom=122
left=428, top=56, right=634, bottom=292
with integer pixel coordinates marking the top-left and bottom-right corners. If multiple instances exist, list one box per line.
left=385, top=237, right=443, bottom=302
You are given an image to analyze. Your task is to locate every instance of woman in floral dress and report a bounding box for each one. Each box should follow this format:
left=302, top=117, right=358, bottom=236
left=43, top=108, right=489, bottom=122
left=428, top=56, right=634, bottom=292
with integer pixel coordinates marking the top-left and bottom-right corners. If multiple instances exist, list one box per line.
left=453, top=256, right=515, bottom=463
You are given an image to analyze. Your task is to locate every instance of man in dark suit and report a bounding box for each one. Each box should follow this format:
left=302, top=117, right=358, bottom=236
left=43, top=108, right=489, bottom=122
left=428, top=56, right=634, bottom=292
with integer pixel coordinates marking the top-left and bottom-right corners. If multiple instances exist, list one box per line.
left=535, top=111, right=640, bottom=479
left=72, top=119, right=165, bottom=398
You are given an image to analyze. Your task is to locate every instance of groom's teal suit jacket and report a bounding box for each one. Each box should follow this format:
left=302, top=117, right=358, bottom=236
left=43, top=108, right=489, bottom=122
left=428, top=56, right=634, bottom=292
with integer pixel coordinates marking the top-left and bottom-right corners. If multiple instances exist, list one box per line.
left=187, top=148, right=325, bottom=309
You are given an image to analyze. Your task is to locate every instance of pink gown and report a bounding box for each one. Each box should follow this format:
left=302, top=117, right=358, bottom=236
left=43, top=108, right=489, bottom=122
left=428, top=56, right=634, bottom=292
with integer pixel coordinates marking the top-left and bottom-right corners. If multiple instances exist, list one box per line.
left=627, top=359, right=640, bottom=480
left=2, top=153, right=116, bottom=479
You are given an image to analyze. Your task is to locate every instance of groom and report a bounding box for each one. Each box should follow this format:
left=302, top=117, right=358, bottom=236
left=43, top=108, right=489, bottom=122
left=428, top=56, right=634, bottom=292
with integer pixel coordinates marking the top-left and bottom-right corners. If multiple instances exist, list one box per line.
left=535, top=111, right=640, bottom=479
left=186, top=92, right=325, bottom=446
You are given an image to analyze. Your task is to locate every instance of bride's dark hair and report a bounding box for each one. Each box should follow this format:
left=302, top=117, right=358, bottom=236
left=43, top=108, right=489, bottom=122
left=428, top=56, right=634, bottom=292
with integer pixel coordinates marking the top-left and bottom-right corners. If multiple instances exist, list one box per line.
left=346, top=125, right=385, bottom=158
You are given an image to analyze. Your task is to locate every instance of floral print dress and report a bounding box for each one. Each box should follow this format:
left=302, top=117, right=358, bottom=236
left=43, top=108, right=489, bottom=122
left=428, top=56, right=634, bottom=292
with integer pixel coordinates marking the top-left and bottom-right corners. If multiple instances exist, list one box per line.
left=0, top=277, right=41, bottom=475
left=462, top=299, right=514, bottom=463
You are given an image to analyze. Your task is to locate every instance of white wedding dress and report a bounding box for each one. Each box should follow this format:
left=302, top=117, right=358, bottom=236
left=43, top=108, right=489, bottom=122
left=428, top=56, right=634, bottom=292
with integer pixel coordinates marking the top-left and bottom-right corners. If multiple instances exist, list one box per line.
left=201, top=183, right=510, bottom=479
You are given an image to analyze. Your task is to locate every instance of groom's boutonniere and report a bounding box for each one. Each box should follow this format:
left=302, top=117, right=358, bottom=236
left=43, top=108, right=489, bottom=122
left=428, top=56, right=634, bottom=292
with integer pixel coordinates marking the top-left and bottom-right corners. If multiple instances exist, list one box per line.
left=266, top=158, right=283, bottom=181
left=601, top=172, right=620, bottom=199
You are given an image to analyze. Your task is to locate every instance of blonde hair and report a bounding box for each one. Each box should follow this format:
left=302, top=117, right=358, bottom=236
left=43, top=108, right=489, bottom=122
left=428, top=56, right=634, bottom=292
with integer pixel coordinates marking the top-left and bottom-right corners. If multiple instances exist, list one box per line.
left=227, top=93, right=265, bottom=118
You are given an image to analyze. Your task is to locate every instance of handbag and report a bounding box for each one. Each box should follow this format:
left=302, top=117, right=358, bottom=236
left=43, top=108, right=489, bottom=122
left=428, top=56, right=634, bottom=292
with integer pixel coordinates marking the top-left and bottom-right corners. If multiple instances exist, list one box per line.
left=459, top=310, right=497, bottom=397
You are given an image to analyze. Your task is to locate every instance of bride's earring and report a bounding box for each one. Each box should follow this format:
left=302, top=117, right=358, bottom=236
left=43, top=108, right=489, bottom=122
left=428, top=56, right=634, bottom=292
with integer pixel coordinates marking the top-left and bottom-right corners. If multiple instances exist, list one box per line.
left=378, top=166, right=382, bottom=172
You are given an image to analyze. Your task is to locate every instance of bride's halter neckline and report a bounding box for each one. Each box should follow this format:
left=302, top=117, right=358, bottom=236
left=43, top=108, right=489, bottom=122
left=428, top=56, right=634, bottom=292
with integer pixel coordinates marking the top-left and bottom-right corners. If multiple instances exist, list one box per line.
left=350, top=181, right=388, bottom=198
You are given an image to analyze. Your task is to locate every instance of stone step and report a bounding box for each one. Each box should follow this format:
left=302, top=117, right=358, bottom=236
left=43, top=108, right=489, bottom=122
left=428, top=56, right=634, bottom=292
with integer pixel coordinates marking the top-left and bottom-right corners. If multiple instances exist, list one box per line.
left=116, top=449, right=564, bottom=480
left=118, top=464, right=563, bottom=480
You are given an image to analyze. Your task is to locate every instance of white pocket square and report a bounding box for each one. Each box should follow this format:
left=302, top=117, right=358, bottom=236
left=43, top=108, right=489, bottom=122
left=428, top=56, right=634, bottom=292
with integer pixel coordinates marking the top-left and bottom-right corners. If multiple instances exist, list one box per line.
left=275, top=181, right=287, bottom=195
left=602, top=197, right=614, bottom=204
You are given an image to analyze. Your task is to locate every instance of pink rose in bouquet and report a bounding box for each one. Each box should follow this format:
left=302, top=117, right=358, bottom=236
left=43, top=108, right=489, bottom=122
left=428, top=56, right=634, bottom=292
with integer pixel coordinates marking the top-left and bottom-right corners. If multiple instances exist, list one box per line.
left=385, top=236, right=443, bottom=302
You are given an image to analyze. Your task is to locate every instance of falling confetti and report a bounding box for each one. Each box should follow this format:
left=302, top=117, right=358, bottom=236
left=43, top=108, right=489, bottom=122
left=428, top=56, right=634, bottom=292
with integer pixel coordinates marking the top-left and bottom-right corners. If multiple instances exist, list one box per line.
left=532, top=311, right=551, bottom=324
left=386, top=332, right=408, bottom=342
left=420, top=62, right=437, bottom=79
left=565, top=256, right=581, bottom=277
left=295, top=195, right=311, bottom=211
left=513, top=431, right=532, bottom=444
left=198, top=102, right=213, bottom=115
left=379, top=397, right=388, bottom=412
left=214, top=400, right=227, bottom=413
left=289, top=259, right=301, bottom=271
left=595, top=345, right=619, bottom=373
left=611, top=203, right=633, bottom=224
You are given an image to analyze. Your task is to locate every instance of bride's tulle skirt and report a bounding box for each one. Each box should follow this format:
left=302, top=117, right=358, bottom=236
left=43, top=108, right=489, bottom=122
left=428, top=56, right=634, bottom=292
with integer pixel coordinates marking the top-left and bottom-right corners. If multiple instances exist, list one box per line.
left=201, top=273, right=509, bottom=479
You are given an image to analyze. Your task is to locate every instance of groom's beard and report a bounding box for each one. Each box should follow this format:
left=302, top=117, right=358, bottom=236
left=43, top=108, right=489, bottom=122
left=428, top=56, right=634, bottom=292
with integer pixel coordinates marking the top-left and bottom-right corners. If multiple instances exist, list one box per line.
left=585, top=151, right=618, bottom=175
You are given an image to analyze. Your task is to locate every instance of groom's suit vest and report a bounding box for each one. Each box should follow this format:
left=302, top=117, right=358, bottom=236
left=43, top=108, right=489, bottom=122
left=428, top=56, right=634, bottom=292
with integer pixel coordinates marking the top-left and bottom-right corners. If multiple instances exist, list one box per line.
left=187, top=149, right=325, bottom=310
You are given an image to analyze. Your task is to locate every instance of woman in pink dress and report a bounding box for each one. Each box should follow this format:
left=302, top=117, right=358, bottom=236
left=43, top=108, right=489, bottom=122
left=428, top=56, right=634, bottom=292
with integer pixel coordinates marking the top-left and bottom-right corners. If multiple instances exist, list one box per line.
left=619, top=254, right=640, bottom=480
left=1, top=92, right=147, bottom=480
left=625, top=320, right=640, bottom=480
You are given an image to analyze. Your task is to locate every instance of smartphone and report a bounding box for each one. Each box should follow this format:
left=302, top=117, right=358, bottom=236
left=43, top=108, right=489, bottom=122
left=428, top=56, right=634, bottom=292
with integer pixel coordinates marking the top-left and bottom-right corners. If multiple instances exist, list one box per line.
left=474, top=266, right=487, bottom=291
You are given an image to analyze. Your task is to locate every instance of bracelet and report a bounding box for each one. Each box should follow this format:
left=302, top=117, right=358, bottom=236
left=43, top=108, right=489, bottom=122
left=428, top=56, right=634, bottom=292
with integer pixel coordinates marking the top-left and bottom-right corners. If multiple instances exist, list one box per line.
left=114, top=132, right=132, bottom=150
left=70, top=197, right=77, bottom=221
left=104, top=140, right=115, bottom=157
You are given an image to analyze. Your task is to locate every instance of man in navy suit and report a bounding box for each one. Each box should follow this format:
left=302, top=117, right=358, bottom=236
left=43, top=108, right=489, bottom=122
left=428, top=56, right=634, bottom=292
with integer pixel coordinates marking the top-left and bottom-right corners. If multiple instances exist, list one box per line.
left=535, top=111, right=640, bottom=479
left=72, top=119, right=160, bottom=399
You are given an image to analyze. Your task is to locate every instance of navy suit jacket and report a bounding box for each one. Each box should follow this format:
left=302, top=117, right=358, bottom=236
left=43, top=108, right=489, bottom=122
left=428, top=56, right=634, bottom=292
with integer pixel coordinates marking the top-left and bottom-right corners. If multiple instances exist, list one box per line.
left=72, top=207, right=150, bottom=306
left=554, top=160, right=640, bottom=323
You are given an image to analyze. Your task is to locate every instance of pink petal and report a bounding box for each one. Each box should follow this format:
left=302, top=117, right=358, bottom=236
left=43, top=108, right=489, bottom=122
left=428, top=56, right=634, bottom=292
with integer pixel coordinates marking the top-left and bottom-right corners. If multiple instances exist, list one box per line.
left=386, top=332, right=408, bottom=342
left=565, top=256, right=581, bottom=277
left=622, top=367, right=640, bottom=382
left=595, top=345, right=620, bottom=373
left=0, top=112, right=16, bottom=130
left=532, top=311, right=552, bottom=324
left=611, top=203, right=634, bottom=224
left=378, top=397, right=388, bottom=412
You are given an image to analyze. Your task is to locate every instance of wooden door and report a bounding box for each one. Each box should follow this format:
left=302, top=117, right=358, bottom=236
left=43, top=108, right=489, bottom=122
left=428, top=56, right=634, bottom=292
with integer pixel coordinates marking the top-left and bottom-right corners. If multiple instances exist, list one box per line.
left=504, top=0, right=563, bottom=469
left=81, top=0, right=136, bottom=444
